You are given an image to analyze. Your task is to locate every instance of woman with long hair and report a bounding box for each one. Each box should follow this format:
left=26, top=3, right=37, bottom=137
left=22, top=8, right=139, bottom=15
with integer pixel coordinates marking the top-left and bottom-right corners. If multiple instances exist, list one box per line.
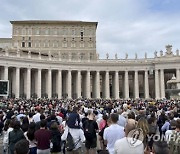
left=21, top=116, right=29, bottom=132
left=24, top=122, right=37, bottom=154
left=137, top=117, right=149, bottom=147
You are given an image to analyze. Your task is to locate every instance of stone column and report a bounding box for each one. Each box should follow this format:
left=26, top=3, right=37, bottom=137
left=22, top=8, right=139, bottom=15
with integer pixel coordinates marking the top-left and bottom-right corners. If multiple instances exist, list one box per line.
left=37, top=69, right=41, bottom=98
left=114, top=71, right=119, bottom=99
left=95, top=71, right=100, bottom=99
left=105, top=71, right=110, bottom=99
left=134, top=70, right=139, bottom=99
left=144, top=70, right=149, bottom=99
left=86, top=71, right=91, bottom=98
left=160, top=69, right=165, bottom=99
left=48, top=69, right=52, bottom=99
left=77, top=70, right=81, bottom=98
left=67, top=70, right=72, bottom=99
left=4, top=66, right=8, bottom=80
left=124, top=70, right=129, bottom=99
left=57, top=70, right=62, bottom=99
left=176, top=68, right=180, bottom=80
left=155, top=69, right=160, bottom=99
left=26, top=68, right=31, bottom=99
left=15, top=67, right=20, bottom=98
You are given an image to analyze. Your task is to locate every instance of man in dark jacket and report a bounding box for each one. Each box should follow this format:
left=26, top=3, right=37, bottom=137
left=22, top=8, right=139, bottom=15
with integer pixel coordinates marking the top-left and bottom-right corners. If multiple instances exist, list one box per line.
left=67, top=106, right=80, bottom=129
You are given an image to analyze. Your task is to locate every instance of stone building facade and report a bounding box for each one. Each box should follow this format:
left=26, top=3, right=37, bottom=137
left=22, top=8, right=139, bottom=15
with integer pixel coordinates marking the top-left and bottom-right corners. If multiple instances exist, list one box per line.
left=0, top=20, right=180, bottom=99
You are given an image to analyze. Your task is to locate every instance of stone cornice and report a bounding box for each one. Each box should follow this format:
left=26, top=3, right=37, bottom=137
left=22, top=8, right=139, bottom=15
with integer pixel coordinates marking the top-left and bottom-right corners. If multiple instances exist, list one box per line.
left=10, top=20, right=98, bottom=27
left=0, top=54, right=179, bottom=72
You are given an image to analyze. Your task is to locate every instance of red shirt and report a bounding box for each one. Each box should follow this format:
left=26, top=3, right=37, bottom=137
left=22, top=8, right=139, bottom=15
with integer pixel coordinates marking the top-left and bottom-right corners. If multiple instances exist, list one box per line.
left=35, top=129, right=52, bottom=150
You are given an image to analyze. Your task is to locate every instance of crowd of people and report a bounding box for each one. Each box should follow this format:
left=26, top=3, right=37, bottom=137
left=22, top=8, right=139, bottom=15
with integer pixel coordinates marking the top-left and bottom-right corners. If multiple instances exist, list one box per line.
left=0, top=98, right=179, bottom=154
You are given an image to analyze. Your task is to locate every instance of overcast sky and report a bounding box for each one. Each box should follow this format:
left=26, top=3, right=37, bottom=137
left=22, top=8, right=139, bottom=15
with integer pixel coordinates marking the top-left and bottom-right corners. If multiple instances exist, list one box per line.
left=0, top=0, right=180, bottom=59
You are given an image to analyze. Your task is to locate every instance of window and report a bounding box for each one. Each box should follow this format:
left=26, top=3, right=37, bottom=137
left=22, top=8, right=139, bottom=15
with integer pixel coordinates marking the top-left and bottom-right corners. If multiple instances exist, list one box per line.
left=28, top=42, right=31, bottom=47
left=36, top=29, right=40, bottom=35
left=29, top=37, right=31, bottom=41
left=63, top=29, right=67, bottom=35
left=80, top=41, right=84, bottom=48
left=15, top=29, right=19, bottom=35
left=28, top=29, right=32, bottom=35
left=22, top=28, right=26, bottom=35
left=71, top=53, right=76, bottom=60
left=80, top=31, right=84, bottom=41
left=54, top=29, right=57, bottom=35
left=22, top=42, right=25, bottom=47
left=45, top=29, right=49, bottom=35
left=90, top=53, right=93, bottom=60
left=71, top=42, right=76, bottom=48
left=72, top=29, right=75, bottom=35
left=80, top=53, right=85, bottom=60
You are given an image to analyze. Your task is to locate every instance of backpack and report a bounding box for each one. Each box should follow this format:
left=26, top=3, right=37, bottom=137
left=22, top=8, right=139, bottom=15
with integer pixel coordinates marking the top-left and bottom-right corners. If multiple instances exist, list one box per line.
left=65, top=131, right=75, bottom=151
left=168, top=131, right=180, bottom=154
left=84, top=120, right=95, bottom=140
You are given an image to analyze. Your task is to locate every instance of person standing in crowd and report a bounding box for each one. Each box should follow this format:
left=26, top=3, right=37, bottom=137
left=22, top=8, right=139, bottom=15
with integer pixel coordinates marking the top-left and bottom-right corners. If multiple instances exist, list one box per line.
left=49, top=122, right=61, bottom=154
left=114, top=120, right=144, bottom=154
left=103, top=113, right=125, bottom=154
left=83, top=110, right=99, bottom=154
left=157, top=110, right=167, bottom=136
left=34, top=119, right=52, bottom=154
left=32, top=109, right=41, bottom=123
left=168, top=119, right=180, bottom=154
left=61, top=118, right=85, bottom=154
left=9, top=120, right=25, bottom=154
left=24, top=122, right=37, bottom=154
left=14, top=139, right=30, bottom=154
left=35, top=114, right=45, bottom=131
left=161, top=115, right=170, bottom=134
left=21, top=116, right=29, bottom=132
left=67, top=106, right=81, bottom=129
left=117, top=109, right=127, bottom=128
left=144, top=141, right=170, bottom=154
left=137, top=118, right=149, bottom=147
left=3, top=119, right=14, bottom=154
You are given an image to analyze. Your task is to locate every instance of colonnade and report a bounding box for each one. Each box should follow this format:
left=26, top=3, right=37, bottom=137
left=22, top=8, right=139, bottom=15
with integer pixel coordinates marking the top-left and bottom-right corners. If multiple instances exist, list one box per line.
left=0, top=66, right=180, bottom=99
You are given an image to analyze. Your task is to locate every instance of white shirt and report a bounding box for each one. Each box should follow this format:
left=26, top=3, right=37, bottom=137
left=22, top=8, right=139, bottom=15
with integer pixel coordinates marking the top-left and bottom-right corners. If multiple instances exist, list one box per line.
left=32, top=112, right=41, bottom=123
left=3, top=127, right=13, bottom=145
left=165, top=130, right=174, bottom=143
left=61, top=126, right=85, bottom=150
left=103, top=124, right=125, bottom=154
left=114, top=137, right=144, bottom=154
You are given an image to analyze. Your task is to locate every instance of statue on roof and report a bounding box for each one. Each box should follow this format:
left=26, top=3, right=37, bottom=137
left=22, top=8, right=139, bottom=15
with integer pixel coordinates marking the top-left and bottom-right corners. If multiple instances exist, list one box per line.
left=154, top=51, right=157, bottom=58
left=135, top=53, right=137, bottom=59
left=145, top=52, right=147, bottom=59
left=165, top=45, right=173, bottom=55
left=160, top=50, right=163, bottom=57
left=115, top=53, right=118, bottom=59
left=176, top=49, right=179, bottom=56
left=125, top=53, right=128, bottom=59
left=106, top=53, right=109, bottom=59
